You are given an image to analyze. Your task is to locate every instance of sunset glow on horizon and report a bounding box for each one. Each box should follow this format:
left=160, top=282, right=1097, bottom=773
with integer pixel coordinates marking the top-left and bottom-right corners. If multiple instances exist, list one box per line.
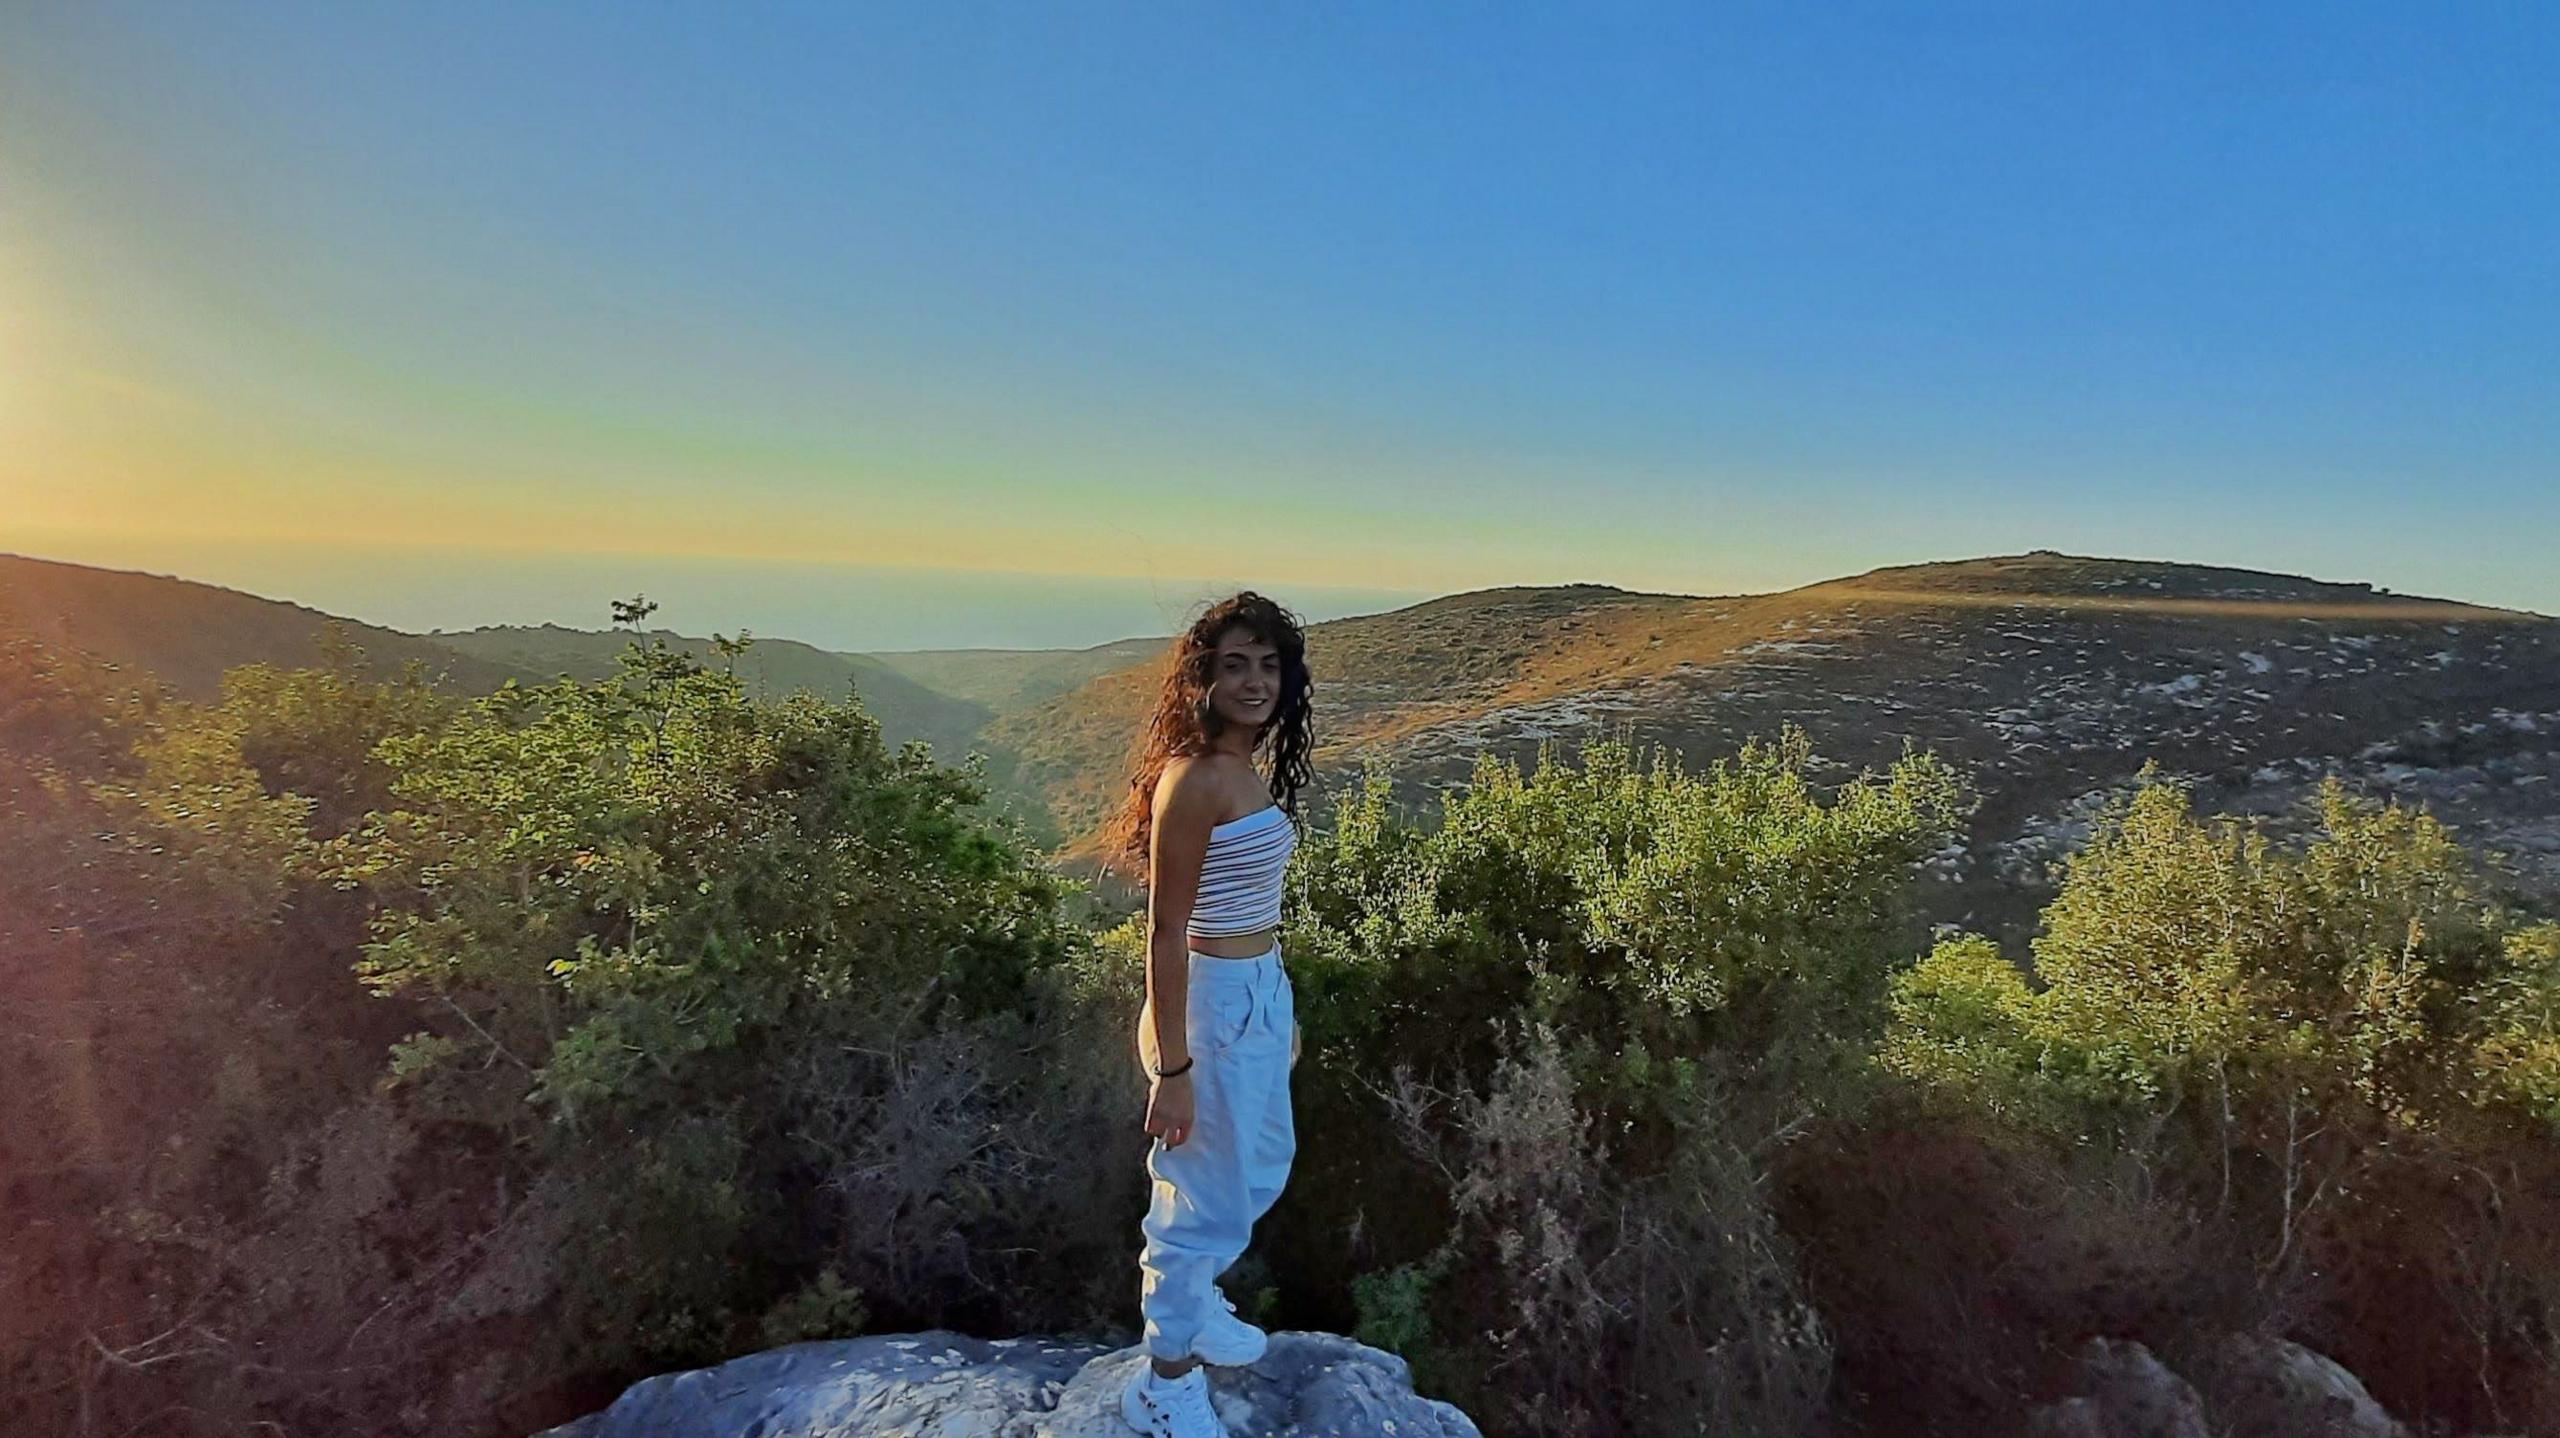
left=5, top=2, right=2553, bottom=649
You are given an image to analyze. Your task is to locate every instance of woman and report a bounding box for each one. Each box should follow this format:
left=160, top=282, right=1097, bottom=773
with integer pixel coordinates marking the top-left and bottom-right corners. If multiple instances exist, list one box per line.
left=1104, top=591, right=1313, bottom=1438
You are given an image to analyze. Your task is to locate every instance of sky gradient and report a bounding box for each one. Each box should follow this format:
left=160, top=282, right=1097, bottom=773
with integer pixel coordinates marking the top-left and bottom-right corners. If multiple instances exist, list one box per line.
left=4, top=2, right=2554, bottom=649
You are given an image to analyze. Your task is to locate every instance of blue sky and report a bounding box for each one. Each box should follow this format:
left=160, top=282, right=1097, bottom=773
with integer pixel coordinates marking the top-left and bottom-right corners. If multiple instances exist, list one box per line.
left=3, top=2, right=2553, bottom=648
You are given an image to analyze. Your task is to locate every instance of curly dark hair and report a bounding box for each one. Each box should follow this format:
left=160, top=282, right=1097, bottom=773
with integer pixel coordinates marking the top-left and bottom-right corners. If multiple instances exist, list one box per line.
left=1103, top=591, right=1313, bottom=879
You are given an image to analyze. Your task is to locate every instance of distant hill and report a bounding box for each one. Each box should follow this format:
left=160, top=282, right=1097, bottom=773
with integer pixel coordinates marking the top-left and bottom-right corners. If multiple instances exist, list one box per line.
left=867, top=637, right=1170, bottom=716
left=0, top=553, right=536, bottom=699
left=0, top=553, right=1132, bottom=848
left=1006, top=553, right=2560, bottom=940
left=986, top=581, right=1686, bottom=866
left=0, top=555, right=1013, bottom=777
left=18, top=547, right=2555, bottom=944
left=436, top=624, right=995, bottom=766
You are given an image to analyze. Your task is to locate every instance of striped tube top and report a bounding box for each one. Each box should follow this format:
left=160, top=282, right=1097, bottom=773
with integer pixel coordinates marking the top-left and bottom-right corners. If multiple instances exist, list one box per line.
left=1185, top=803, right=1297, bottom=940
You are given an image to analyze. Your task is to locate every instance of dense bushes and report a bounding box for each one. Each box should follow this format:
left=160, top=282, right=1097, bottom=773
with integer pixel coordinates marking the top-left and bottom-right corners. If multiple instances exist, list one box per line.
left=332, top=629, right=1101, bottom=1364
left=10, top=623, right=2559, bottom=1437
left=1262, top=730, right=1969, bottom=1435
left=1, top=634, right=435, bottom=1435
left=1878, top=773, right=2560, bottom=1432
left=1886, top=774, right=2560, bottom=1145
left=4, top=628, right=1140, bottom=1436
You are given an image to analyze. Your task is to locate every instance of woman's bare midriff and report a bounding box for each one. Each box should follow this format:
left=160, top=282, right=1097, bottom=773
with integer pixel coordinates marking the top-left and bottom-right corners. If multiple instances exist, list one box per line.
left=1189, top=925, right=1279, bottom=959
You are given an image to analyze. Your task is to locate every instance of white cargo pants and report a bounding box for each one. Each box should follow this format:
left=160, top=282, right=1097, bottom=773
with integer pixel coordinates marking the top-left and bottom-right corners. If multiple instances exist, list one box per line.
left=1137, top=940, right=1297, bottom=1361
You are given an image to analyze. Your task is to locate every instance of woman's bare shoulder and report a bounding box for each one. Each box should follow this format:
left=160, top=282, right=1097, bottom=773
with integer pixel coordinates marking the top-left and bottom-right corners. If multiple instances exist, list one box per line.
left=1153, top=756, right=1217, bottom=821
left=1156, top=754, right=1255, bottom=829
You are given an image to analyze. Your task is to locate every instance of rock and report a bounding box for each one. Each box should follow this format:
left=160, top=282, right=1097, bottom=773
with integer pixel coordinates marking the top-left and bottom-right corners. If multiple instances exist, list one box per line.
left=2024, top=1337, right=2210, bottom=1438
left=2025, top=1397, right=2113, bottom=1437
left=2194, top=1334, right=2410, bottom=1438
left=531, top=1330, right=1100, bottom=1437
left=1025, top=1334, right=1482, bottom=1437
left=534, top=1329, right=1482, bottom=1438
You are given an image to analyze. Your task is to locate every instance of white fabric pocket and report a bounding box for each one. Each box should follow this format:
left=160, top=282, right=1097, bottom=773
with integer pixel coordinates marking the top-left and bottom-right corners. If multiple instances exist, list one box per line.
left=1196, top=980, right=1256, bottom=1054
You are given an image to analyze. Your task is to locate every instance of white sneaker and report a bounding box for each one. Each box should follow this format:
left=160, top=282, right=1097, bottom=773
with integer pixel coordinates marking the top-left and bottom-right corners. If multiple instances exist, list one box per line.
left=1120, top=1361, right=1227, bottom=1436
left=1186, top=1288, right=1269, bottom=1366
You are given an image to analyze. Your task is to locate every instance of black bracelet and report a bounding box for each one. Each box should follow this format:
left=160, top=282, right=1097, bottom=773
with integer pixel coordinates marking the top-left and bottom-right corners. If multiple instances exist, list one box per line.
left=1152, top=1055, right=1194, bottom=1078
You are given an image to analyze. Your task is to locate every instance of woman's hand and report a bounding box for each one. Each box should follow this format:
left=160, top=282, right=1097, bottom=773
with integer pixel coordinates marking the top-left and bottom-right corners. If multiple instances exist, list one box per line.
left=1145, top=1072, right=1197, bottom=1147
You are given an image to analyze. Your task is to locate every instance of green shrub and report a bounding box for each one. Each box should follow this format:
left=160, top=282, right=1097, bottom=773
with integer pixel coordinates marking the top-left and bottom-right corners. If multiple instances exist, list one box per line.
left=759, top=1270, right=870, bottom=1347
left=1888, top=774, right=2559, bottom=1150
left=1282, top=729, right=1964, bottom=1435
left=329, top=631, right=1100, bottom=1368
left=1880, top=771, right=2560, bottom=1432
left=1351, top=1251, right=1448, bottom=1361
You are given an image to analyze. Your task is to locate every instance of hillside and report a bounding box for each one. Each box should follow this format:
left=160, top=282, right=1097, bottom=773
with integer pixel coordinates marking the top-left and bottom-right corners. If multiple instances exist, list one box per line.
left=866, top=637, right=1169, bottom=715
left=0, top=556, right=1022, bottom=782
left=984, top=582, right=1698, bottom=866
left=0, top=553, right=536, bottom=699
left=438, top=624, right=994, bottom=765
left=1010, top=552, right=2560, bottom=937
left=0, top=553, right=1148, bottom=848
left=18, top=546, right=2555, bottom=945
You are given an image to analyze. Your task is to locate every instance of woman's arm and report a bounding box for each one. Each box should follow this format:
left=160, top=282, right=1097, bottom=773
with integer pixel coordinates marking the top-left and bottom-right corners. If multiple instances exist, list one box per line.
left=1142, top=757, right=1215, bottom=1074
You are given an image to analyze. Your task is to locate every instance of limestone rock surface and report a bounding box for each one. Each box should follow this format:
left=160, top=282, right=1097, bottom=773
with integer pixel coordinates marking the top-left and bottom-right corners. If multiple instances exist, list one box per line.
left=535, top=1328, right=1482, bottom=1438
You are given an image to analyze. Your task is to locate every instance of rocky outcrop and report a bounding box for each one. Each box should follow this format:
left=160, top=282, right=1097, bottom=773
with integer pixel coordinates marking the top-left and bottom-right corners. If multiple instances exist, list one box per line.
left=2191, top=1334, right=2410, bottom=1438
left=2027, top=1337, right=2211, bottom=1438
left=535, top=1329, right=1481, bottom=1437
left=2025, top=1335, right=2424, bottom=1438
left=534, top=1325, right=2475, bottom=1438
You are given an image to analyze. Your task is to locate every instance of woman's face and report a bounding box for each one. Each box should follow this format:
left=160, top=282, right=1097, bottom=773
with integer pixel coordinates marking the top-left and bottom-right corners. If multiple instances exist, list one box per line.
left=1208, top=626, right=1282, bottom=730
